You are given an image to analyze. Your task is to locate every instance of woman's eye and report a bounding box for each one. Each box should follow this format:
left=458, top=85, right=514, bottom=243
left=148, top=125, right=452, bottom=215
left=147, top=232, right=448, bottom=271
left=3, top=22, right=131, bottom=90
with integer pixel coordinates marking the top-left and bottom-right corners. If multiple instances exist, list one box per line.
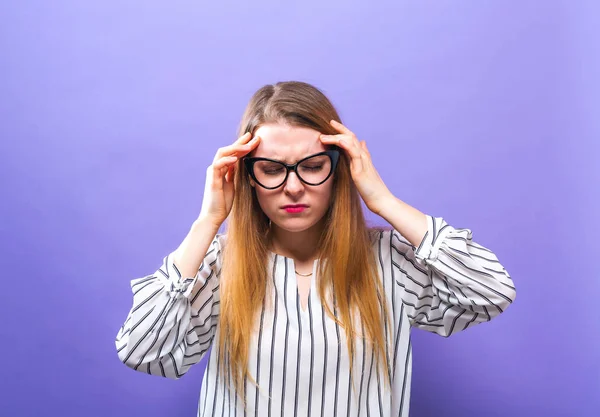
left=263, top=168, right=284, bottom=175
left=302, top=165, right=323, bottom=171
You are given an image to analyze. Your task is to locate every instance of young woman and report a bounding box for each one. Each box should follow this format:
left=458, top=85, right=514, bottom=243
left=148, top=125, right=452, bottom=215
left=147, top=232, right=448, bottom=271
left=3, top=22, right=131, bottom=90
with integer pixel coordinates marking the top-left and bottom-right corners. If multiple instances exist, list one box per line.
left=116, top=81, right=516, bottom=417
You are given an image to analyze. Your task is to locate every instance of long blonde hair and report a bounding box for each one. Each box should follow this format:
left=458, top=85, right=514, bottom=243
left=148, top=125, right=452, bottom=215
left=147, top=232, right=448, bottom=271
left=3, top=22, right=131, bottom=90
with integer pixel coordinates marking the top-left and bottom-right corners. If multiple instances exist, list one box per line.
left=218, top=81, right=390, bottom=400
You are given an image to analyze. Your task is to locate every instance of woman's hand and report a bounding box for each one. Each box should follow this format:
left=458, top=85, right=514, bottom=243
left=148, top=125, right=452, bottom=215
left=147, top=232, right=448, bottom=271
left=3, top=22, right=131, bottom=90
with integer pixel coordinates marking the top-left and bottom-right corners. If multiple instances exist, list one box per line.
left=319, top=120, right=392, bottom=215
left=198, top=132, right=261, bottom=227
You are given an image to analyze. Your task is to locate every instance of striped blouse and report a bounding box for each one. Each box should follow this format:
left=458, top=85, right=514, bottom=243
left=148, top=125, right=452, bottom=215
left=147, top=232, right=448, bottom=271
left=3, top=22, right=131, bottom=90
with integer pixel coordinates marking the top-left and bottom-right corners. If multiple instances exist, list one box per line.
left=116, top=215, right=516, bottom=417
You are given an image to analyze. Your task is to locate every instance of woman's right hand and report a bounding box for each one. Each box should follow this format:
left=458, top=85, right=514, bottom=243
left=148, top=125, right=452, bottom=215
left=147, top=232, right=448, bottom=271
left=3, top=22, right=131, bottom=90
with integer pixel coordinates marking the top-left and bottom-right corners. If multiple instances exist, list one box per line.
left=198, top=132, right=261, bottom=228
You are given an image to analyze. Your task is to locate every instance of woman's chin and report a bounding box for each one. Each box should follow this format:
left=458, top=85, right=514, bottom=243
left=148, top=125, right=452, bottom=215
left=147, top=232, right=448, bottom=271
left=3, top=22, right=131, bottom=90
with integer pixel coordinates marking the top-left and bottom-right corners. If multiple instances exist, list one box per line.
left=271, top=217, right=320, bottom=233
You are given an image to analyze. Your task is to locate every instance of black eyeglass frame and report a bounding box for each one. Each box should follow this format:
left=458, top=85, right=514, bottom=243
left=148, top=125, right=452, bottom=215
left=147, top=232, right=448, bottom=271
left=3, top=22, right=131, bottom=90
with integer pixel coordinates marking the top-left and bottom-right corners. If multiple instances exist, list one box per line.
left=243, top=149, right=340, bottom=190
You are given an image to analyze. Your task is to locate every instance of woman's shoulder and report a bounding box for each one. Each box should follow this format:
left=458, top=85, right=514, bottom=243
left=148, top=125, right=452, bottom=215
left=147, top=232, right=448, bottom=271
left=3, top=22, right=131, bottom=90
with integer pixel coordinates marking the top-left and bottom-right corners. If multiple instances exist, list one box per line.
left=367, top=225, right=393, bottom=242
left=367, top=226, right=414, bottom=251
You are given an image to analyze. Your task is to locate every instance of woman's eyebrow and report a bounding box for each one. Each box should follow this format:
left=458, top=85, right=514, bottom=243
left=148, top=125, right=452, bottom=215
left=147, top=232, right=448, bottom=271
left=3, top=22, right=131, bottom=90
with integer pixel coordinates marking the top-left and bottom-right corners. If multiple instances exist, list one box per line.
left=254, top=155, right=285, bottom=162
left=256, top=152, right=323, bottom=163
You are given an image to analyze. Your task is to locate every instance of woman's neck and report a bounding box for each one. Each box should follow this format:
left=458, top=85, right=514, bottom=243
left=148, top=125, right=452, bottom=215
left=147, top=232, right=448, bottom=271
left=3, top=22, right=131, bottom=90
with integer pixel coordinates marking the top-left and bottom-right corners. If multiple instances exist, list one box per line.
left=268, top=219, right=324, bottom=262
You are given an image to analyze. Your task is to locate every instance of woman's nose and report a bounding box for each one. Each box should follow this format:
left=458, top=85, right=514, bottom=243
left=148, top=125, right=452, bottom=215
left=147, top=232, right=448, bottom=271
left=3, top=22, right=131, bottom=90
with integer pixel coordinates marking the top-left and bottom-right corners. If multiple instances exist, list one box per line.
left=283, top=171, right=304, bottom=194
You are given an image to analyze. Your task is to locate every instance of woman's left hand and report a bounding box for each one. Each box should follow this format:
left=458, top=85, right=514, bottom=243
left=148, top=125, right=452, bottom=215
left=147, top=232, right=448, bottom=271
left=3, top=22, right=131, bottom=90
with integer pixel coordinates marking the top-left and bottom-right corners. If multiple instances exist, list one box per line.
left=320, top=120, right=393, bottom=215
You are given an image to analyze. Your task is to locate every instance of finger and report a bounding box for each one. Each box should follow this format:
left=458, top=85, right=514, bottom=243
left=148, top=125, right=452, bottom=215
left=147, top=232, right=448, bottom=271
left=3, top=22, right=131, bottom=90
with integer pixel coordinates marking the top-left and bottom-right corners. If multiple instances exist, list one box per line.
left=330, top=120, right=354, bottom=135
left=321, top=134, right=360, bottom=153
left=319, top=133, right=348, bottom=144
left=225, top=163, right=236, bottom=183
left=211, top=156, right=237, bottom=188
left=215, top=136, right=260, bottom=160
left=329, top=135, right=363, bottom=166
left=360, top=140, right=371, bottom=156
left=341, top=139, right=363, bottom=159
left=224, top=136, right=260, bottom=155
left=213, top=155, right=238, bottom=173
left=234, top=135, right=261, bottom=159
left=324, top=127, right=359, bottom=149
left=320, top=134, right=359, bottom=153
left=224, top=161, right=233, bottom=182
left=361, top=141, right=372, bottom=162
left=234, top=132, right=252, bottom=144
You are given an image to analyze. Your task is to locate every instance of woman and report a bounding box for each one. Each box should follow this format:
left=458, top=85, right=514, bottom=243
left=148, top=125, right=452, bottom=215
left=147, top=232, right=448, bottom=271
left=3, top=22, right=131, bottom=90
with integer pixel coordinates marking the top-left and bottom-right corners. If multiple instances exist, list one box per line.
left=116, top=81, right=516, bottom=417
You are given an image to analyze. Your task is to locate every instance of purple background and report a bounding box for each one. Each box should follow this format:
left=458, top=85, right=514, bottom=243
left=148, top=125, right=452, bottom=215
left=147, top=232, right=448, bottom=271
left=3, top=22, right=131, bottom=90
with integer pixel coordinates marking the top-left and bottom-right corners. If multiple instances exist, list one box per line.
left=1, top=1, right=598, bottom=416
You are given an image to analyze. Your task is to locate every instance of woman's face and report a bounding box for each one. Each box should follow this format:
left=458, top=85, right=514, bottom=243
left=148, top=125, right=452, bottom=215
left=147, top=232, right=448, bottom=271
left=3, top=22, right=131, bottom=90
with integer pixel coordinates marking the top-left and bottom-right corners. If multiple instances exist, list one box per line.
left=248, top=123, right=335, bottom=233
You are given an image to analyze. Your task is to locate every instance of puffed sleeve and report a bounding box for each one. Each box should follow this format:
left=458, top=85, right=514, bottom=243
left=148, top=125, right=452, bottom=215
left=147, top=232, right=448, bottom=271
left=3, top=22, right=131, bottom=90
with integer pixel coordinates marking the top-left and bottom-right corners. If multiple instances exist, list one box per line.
left=115, top=234, right=224, bottom=378
left=390, top=216, right=516, bottom=336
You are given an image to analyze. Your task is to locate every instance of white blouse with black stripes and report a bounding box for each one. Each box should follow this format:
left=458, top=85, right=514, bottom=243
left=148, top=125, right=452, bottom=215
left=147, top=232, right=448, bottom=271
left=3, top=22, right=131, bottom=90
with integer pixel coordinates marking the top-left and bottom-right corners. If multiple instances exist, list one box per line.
left=116, top=215, right=516, bottom=417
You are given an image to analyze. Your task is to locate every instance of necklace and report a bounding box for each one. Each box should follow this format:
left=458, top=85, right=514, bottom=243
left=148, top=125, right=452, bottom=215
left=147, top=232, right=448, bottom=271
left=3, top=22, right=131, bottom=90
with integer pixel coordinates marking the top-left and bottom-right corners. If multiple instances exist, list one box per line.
left=295, top=270, right=313, bottom=277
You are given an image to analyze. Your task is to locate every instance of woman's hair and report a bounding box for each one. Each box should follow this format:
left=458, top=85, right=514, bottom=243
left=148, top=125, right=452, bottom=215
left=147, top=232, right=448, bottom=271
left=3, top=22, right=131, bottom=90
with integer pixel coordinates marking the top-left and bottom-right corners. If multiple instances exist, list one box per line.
left=218, top=81, right=390, bottom=401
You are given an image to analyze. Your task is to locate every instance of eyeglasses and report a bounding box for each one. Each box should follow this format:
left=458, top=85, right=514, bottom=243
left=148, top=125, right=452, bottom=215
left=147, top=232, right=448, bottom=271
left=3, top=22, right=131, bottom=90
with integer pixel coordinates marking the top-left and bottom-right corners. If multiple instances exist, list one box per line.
left=243, top=149, right=340, bottom=189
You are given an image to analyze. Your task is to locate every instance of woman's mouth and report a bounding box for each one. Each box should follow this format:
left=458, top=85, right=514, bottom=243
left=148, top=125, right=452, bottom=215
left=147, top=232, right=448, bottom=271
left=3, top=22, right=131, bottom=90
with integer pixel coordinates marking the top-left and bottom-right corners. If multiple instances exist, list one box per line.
left=282, top=205, right=308, bottom=214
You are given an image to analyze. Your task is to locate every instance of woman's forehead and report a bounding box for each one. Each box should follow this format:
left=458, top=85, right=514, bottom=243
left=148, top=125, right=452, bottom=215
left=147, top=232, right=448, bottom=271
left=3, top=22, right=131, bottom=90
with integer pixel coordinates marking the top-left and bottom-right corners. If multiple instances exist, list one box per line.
left=252, top=124, right=326, bottom=162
